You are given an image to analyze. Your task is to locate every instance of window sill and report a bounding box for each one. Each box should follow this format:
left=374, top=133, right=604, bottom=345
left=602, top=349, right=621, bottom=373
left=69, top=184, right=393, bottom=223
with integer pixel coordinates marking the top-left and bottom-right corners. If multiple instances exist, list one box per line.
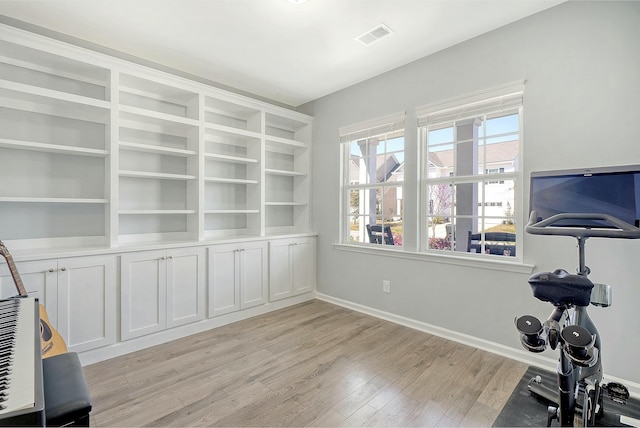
left=333, top=243, right=535, bottom=274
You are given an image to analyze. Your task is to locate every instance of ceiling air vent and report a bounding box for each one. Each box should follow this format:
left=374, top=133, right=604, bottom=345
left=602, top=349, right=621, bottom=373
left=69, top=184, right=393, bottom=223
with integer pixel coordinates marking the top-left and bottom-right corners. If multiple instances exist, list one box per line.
left=355, top=23, right=394, bottom=46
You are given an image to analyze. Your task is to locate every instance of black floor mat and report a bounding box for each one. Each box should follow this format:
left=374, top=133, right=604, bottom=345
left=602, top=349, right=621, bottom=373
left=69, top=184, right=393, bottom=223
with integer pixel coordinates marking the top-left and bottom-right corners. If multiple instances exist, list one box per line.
left=493, top=367, right=640, bottom=427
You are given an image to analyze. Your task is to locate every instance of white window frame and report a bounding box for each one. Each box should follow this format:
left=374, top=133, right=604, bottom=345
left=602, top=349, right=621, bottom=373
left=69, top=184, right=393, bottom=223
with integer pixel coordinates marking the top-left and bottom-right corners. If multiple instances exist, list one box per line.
left=416, top=81, right=525, bottom=261
left=339, top=112, right=405, bottom=247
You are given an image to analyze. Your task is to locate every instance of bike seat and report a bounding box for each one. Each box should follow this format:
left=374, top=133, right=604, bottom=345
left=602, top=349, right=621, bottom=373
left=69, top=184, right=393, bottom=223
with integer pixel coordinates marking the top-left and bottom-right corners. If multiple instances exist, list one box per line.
left=528, top=269, right=594, bottom=307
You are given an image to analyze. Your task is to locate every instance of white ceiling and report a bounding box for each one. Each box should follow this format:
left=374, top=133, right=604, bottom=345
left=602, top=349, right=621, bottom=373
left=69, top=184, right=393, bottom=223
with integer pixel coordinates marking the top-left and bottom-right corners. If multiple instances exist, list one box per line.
left=0, top=0, right=564, bottom=107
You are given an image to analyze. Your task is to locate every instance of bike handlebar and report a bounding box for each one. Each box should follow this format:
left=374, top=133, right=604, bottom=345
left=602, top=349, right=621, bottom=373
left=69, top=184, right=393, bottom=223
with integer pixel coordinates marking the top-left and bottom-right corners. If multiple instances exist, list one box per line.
left=526, top=211, right=640, bottom=239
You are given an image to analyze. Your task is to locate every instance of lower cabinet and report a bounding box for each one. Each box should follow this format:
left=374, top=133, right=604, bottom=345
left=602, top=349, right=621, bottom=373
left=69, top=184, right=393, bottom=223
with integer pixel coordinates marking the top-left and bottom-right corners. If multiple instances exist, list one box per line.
left=0, top=255, right=117, bottom=353
left=269, top=237, right=316, bottom=302
left=0, top=235, right=315, bottom=358
left=208, top=241, right=268, bottom=317
left=121, top=247, right=206, bottom=341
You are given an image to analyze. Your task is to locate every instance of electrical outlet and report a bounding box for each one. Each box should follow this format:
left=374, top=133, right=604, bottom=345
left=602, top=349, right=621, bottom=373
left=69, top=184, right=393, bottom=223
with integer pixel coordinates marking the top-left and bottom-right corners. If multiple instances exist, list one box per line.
left=383, top=280, right=391, bottom=293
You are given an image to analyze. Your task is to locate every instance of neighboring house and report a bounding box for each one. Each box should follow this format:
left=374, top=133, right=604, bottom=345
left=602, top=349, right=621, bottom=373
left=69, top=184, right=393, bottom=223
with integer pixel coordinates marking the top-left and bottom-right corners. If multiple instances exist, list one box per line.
left=427, top=140, right=518, bottom=226
left=349, top=153, right=403, bottom=221
left=348, top=139, right=517, bottom=244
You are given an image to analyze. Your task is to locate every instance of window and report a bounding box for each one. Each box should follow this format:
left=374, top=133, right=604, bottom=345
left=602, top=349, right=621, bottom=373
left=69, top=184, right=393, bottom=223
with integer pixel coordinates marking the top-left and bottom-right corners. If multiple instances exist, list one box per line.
left=340, top=114, right=405, bottom=247
left=417, top=82, right=524, bottom=258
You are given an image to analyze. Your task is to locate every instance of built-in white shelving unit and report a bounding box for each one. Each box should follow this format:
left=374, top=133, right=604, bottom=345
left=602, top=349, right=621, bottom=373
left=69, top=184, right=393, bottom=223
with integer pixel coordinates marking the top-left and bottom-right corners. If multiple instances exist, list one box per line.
left=264, top=113, right=311, bottom=234
left=202, top=96, right=263, bottom=239
left=0, top=25, right=316, bottom=366
left=0, top=24, right=312, bottom=252
left=0, top=36, right=111, bottom=248
left=117, top=72, right=201, bottom=244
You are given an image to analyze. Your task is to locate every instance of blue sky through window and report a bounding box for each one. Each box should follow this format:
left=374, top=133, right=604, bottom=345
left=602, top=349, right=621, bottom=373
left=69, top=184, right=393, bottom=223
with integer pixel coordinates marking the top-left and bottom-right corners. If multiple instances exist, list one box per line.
left=428, top=113, right=519, bottom=151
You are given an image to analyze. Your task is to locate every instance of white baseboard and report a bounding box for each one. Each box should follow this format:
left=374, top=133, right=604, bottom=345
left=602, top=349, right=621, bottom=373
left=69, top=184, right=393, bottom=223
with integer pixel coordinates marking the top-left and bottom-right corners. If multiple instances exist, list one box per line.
left=316, top=293, right=640, bottom=399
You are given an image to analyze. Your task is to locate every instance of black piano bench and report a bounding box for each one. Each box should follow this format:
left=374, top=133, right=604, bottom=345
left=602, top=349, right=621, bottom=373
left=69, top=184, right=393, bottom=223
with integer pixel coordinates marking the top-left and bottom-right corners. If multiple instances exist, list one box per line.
left=42, top=352, right=92, bottom=427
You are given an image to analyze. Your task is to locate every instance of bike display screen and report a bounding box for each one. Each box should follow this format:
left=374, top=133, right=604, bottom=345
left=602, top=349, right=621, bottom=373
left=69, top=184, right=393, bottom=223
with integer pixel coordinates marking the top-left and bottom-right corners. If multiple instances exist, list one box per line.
left=529, top=165, right=640, bottom=228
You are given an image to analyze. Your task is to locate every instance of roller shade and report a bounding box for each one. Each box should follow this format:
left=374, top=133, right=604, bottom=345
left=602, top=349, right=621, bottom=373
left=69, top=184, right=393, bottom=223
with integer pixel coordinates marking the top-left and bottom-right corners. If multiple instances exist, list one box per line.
left=339, top=112, right=405, bottom=143
left=416, top=81, right=525, bottom=127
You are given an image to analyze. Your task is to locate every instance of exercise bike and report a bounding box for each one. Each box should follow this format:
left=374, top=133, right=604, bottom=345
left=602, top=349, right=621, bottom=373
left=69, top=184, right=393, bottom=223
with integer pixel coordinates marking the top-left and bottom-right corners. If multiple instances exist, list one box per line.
left=516, top=211, right=640, bottom=427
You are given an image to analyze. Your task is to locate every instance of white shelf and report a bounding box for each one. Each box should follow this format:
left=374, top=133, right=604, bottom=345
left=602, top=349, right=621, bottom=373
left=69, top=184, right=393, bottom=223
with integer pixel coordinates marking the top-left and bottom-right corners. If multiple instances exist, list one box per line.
left=265, top=201, right=308, bottom=206
left=204, top=177, right=259, bottom=184
left=0, top=79, right=110, bottom=109
left=119, top=72, right=198, bottom=113
left=204, top=153, right=258, bottom=164
left=204, top=104, right=257, bottom=120
left=119, top=104, right=199, bottom=128
left=0, top=138, right=108, bottom=157
left=204, top=123, right=262, bottom=141
left=0, top=53, right=105, bottom=88
left=0, top=85, right=110, bottom=124
left=203, top=96, right=261, bottom=134
left=0, top=38, right=110, bottom=90
left=119, top=210, right=196, bottom=215
left=0, top=197, right=107, bottom=203
left=265, top=135, right=309, bottom=149
left=205, top=209, right=260, bottom=214
left=119, top=141, right=196, bottom=157
left=265, top=168, right=307, bottom=177
left=119, top=170, right=197, bottom=180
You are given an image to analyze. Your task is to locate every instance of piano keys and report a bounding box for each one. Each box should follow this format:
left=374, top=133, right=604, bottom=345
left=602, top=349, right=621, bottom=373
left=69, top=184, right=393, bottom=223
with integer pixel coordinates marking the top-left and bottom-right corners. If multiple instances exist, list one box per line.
left=0, top=297, right=45, bottom=427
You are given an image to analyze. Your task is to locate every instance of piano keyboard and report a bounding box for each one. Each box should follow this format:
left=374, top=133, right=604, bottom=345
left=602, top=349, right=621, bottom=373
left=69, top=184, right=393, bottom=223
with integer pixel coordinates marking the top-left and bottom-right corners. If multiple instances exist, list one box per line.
left=0, top=298, right=37, bottom=419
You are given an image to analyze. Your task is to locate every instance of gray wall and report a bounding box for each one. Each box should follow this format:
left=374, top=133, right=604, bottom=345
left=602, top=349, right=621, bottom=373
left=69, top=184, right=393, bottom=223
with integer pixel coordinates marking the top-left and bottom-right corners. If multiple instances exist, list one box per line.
left=299, top=1, right=640, bottom=385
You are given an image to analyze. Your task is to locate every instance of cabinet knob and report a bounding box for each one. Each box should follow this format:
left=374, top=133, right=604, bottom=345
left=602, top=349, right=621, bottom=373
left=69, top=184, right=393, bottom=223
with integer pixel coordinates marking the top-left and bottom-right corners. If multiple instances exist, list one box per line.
left=48, top=268, right=55, bottom=273
left=161, top=256, right=166, bottom=260
left=60, top=267, right=67, bottom=271
left=168, top=256, right=173, bottom=259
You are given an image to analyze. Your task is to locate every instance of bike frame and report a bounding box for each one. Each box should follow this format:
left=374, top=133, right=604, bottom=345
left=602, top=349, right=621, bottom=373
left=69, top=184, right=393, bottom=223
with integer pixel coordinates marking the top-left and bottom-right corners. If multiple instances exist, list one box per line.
left=531, top=301, right=601, bottom=426
left=553, top=303, right=602, bottom=426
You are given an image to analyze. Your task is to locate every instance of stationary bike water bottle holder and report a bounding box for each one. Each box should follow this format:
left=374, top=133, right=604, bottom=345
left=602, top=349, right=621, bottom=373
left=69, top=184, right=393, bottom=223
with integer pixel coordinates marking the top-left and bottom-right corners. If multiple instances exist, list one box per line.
left=516, top=312, right=598, bottom=367
left=515, top=314, right=546, bottom=353
left=561, top=324, right=598, bottom=367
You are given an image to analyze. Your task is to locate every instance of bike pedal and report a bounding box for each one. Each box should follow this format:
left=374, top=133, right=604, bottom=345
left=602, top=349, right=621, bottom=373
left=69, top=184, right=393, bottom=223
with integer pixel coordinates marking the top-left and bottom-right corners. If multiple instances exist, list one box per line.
left=606, top=382, right=630, bottom=404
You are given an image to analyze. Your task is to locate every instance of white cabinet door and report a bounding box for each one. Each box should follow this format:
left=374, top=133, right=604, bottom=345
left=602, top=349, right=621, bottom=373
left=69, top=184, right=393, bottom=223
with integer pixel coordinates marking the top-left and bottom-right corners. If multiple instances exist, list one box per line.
left=208, top=243, right=240, bottom=317
left=121, top=250, right=167, bottom=340
left=208, top=241, right=267, bottom=317
left=291, top=238, right=315, bottom=295
left=122, top=247, right=205, bottom=340
left=268, top=239, right=294, bottom=301
left=57, top=256, right=117, bottom=353
left=239, top=242, right=268, bottom=309
left=269, top=237, right=316, bottom=302
left=166, top=247, right=205, bottom=328
left=0, top=260, right=58, bottom=325
left=1, top=255, right=116, bottom=353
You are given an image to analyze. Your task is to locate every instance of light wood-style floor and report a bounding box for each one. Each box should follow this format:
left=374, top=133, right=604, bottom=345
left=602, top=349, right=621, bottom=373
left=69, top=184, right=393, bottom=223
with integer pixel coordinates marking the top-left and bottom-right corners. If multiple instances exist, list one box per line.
left=83, top=300, right=528, bottom=427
